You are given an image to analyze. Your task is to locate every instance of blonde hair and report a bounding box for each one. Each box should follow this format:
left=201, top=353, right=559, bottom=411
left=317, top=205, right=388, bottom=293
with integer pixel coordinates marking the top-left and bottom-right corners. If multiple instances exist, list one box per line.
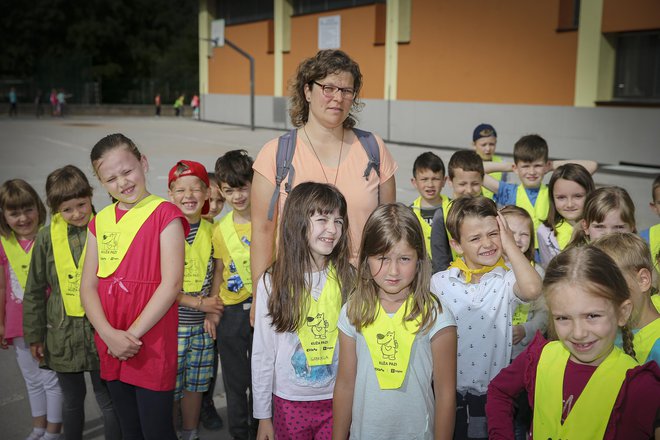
left=347, top=203, right=439, bottom=333
left=569, top=186, right=636, bottom=246
left=0, top=179, right=47, bottom=238
left=267, top=182, right=354, bottom=333
left=592, top=233, right=653, bottom=277
left=499, top=205, right=535, bottom=262
left=543, top=245, right=636, bottom=358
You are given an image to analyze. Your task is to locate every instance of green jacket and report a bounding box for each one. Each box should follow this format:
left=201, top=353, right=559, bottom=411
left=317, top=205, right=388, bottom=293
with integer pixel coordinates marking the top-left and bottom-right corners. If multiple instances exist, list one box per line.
left=22, top=223, right=99, bottom=372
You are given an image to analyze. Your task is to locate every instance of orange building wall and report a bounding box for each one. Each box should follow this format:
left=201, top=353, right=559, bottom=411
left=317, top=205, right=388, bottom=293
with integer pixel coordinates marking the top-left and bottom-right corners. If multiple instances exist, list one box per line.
left=282, top=5, right=386, bottom=99
left=602, top=0, right=660, bottom=33
left=208, top=20, right=274, bottom=95
left=397, top=0, right=578, bottom=105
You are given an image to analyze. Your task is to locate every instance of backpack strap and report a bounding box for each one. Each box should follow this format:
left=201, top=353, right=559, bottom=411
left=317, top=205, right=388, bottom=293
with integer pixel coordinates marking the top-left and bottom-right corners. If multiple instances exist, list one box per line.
left=267, top=129, right=297, bottom=221
left=353, top=128, right=381, bottom=203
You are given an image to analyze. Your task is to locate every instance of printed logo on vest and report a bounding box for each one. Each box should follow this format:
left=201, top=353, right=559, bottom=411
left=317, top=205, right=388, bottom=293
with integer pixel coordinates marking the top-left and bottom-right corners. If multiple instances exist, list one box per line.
left=306, top=313, right=329, bottom=339
left=377, top=331, right=399, bottom=360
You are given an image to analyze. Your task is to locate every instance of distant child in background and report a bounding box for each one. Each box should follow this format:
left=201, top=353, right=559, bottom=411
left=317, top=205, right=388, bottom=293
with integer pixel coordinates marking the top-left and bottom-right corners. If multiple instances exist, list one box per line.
left=640, top=174, right=660, bottom=267
left=191, top=94, right=200, bottom=120
left=202, top=172, right=225, bottom=225
left=472, top=123, right=505, bottom=201
left=486, top=246, right=660, bottom=439
left=168, top=160, right=224, bottom=440
left=410, top=152, right=449, bottom=259
left=333, top=203, right=457, bottom=440
left=81, top=133, right=188, bottom=440
left=499, top=205, right=546, bottom=440
left=431, top=196, right=542, bottom=440
left=210, top=150, right=257, bottom=440
left=0, top=179, right=63, bottom=440
left=430, top=150, right=485, bottom=273
left=537, top=164, right=595, bottom=268
left=155, top=93, right=162, bottom=117
left=252, top=182, right=354, bottom=440
left=569, top=186, right=636, bottom=246
left=592, top=233, right=660, bottom=364
left=174, top=95, right=185, bottom=117
left=482, top=134, right=597, bottom=249
left=23, top=166, right=121, bottom=440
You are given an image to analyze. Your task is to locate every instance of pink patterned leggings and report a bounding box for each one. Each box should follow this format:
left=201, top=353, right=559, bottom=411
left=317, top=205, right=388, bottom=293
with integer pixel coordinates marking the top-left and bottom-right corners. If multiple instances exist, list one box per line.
left=272, top=395, right=333, bottom=439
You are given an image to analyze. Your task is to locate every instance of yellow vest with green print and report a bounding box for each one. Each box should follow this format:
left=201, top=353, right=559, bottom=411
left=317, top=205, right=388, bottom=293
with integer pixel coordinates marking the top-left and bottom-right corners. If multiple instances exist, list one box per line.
left=1, top=232, right=34, bottom=290
left=482, top=154, right=503, bottom=200
left=183, top=219, right=213, bottom=293
left=95, top=195, right=164, bottom=277
left=411, top=195, right=451, bottom=258
left=218, top=211, right=252, bottom=297
left=516, top=184, right=549, bottom=249
left=362, top=296, right=421, bottom=389
left=533, top=341, right=638, bottom=440
left=51, top=213, right=90, bottom=316
left=296, top=265, right=342, bottom=366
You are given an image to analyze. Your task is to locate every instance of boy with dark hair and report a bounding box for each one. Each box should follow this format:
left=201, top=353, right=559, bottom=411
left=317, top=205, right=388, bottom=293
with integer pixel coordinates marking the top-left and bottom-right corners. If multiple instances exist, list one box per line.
left=209, top=150, right=258, bottom=440
left=168, top=160, right=224, bottom=440
left=410, top=152, right=449, bottom=258
left=431, top=196, right=542, bottom=440
left=430, top=150, right=485, bottom=272
left=483, top=134, right=597, bottom=249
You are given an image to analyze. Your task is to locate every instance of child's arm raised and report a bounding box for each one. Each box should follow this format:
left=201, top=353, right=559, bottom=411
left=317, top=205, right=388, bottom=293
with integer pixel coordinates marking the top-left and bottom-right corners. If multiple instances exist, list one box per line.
left=497, top=213, right=542, bottom=301
left=432, top=325, right=457, bottom=440
left=332, top=330, right=357, bottom=440
left=128, top=218, right=185, bottom=338
left=549, top=159, right=598, bottom=175
left=80, top=231, right=141, bottom=360
left=482, top=161, right=514, bottom=194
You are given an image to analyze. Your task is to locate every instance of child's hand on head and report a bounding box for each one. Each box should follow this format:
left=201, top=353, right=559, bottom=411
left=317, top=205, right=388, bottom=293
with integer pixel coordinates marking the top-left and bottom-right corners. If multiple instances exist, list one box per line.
left=496, top=212, right=518, bottom=258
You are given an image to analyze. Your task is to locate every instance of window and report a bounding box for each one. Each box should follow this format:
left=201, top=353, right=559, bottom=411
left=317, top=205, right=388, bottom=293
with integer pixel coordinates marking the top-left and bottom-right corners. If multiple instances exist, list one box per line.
left=613, top=31, right=660, bottom=101
left=294, top=0, right=384, bottom=16
left=217, top=0, right=273, bottom=25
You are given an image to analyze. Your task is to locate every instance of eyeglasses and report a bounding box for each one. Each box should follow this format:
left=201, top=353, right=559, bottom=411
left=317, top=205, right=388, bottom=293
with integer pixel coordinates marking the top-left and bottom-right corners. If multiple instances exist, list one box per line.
left=313, top=81, right=356, bottom=100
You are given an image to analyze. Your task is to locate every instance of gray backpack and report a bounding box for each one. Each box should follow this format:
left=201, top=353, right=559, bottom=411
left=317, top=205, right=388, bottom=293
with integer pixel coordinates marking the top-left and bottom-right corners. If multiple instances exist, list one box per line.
left=267, top=128, right=381, bottom=220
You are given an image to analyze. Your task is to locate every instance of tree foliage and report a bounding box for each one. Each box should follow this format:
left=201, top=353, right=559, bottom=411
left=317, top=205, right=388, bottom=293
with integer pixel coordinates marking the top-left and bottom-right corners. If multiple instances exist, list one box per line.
left=1, top=0, right=198, bottom=103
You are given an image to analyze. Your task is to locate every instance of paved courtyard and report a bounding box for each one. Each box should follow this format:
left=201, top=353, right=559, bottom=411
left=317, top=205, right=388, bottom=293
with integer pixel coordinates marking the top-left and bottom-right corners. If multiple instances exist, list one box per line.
left=0, top=114, right=657, bottom=439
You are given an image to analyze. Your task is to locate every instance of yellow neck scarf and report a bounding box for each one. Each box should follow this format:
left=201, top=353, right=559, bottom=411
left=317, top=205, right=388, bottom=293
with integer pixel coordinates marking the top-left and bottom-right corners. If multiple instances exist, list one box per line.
left=449, top=257, right=507, bottom=283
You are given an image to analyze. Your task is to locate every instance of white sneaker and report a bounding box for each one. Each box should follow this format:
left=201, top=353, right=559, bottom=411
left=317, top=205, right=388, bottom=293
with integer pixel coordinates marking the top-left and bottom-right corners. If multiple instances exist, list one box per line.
left=24, top=431, right=45, bottom=440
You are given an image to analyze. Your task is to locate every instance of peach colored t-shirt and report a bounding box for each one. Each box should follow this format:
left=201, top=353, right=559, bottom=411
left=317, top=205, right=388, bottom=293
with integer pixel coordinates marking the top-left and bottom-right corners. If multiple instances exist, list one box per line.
left=253, top=130, right=397, bottom=258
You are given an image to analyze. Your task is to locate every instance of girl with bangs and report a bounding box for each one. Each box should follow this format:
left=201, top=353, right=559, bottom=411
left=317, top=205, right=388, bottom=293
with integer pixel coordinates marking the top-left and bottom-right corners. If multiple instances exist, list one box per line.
left=333, top=203, right=457, bottom=440
left=252, top=182, right=354, bottom=440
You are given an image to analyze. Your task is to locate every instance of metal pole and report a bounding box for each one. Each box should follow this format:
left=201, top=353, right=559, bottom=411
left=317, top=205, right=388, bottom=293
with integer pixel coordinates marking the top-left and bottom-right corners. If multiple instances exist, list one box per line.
left=225, top=39, right=255, bottom=131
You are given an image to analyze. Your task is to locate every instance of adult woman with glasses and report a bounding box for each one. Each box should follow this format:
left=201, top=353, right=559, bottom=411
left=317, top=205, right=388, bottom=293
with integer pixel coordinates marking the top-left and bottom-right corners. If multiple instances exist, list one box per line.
left=250, top=49, right=398, bottom=319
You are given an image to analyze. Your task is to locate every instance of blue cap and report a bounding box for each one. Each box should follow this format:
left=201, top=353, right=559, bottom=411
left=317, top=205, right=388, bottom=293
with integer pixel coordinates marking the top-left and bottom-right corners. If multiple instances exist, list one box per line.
left=473, top=123, right=497, bottom=142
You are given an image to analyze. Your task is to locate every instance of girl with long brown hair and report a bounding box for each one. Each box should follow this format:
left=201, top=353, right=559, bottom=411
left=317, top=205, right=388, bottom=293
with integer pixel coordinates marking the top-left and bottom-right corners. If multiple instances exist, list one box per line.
left=251, top=182, right=354, bottom=440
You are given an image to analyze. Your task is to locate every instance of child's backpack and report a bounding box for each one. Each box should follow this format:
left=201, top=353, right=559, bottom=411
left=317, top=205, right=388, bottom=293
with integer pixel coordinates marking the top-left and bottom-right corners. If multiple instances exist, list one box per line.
left=267, top=128, right=381, bottom=221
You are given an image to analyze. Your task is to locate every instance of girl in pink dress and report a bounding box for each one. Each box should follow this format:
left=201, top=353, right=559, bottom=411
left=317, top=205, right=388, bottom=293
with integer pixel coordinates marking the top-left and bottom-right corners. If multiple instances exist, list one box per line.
left=80, top=133, right=188, bottom=440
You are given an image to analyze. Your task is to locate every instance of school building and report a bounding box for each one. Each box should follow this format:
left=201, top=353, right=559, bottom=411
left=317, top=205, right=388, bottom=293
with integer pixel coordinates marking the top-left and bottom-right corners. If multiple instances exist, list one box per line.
left=198, top=0, right=660, bottom=167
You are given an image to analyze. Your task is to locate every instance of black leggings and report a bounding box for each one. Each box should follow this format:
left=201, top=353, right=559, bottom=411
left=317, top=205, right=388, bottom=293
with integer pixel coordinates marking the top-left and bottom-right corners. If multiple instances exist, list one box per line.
left=106, top=380, right=177, bottom=440
left=56, top=370, right=121, bottom=440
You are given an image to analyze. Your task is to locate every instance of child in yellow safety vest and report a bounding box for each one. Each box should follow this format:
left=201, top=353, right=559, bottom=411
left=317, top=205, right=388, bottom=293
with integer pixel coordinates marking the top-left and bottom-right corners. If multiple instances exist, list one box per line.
left=593, top=233, right=660, bottom=365
left=23, top=165, right=121, bottom=440
left=333, top=203, right=457, bottom=440
left=409, top=152, right=449, bottom=260
left=81, top=133, right=188, bottom=440
left=0, top=179, right=63, bottom=440
left=431, top=196, right=543, bottom=440
left=252, top=182, right=355, bottom=440
left=487, top=245, right=660, bottom=439
left=429, top=150, right=485, bottom=273
left=209, top=150, right=258, bottom=439
left=482, top=134, right=597, bottom=253
left=167, top=159, right=224, bottom=440
left=536, top=163, right=595, bottom=268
